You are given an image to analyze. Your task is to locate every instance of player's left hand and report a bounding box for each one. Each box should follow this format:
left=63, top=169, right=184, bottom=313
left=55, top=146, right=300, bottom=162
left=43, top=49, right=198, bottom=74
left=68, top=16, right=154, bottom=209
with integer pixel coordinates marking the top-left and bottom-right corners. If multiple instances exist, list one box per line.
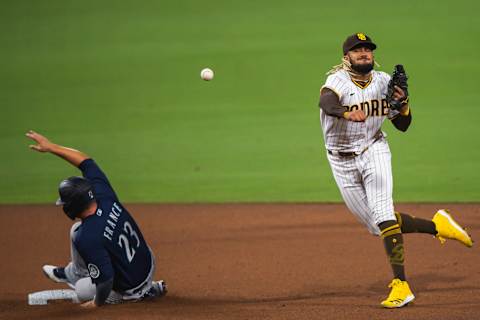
left=392, top=85, right=406, bottom=101
left=80, top=300, right=97, bottom=309
left=26, top=130, right=55, bottom=152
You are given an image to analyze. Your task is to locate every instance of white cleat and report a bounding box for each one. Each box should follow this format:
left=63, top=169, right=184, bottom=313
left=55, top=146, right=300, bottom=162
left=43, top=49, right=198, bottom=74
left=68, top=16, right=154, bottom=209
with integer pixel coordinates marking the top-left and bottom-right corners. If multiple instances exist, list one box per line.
left=42, top=265, right=75, bottom=289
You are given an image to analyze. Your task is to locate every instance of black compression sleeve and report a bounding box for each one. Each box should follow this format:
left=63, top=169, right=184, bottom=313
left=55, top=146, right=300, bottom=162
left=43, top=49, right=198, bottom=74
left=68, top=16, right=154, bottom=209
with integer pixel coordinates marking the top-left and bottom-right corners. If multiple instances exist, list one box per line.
left=319, top=88, right=347, bottom=118
left=391, top=109, right=412, bottom=132
left=94, top=278, right=114, bottom=306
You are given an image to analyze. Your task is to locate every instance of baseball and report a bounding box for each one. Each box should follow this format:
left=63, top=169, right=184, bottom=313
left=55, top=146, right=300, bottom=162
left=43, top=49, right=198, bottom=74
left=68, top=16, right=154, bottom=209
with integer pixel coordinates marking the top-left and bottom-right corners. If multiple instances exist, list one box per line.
left=200, top=68, right=214, bottom=81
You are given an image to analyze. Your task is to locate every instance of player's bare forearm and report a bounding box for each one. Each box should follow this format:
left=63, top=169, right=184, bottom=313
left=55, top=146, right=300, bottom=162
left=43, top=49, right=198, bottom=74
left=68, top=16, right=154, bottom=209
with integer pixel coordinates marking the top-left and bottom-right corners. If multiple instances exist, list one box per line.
left=26, top=130, right=90, bottom=167
left=49, top=144, right=90, bottom=167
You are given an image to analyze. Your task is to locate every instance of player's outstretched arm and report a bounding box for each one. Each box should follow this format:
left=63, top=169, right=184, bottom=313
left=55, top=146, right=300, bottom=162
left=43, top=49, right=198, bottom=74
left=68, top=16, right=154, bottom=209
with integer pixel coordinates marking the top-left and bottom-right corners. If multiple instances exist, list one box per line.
left=26, top=130, right=90, bottom=167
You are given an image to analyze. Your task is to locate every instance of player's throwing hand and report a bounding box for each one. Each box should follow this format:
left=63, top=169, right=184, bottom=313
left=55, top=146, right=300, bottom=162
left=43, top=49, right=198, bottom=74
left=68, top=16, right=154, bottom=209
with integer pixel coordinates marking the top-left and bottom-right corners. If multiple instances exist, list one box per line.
left=344, top=110, right=367, bottom=122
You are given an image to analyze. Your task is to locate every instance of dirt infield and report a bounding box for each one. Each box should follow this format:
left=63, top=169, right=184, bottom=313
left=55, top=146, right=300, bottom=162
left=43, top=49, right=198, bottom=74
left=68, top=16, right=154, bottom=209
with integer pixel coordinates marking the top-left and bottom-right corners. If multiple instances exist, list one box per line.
left=0, top=203, right=478, bottom=320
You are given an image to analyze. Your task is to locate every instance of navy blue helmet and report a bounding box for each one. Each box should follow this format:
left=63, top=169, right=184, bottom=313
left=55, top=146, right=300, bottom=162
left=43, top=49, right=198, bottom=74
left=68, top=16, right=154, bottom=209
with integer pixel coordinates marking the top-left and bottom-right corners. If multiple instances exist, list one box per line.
left=56, top=176, right=95, bottom=220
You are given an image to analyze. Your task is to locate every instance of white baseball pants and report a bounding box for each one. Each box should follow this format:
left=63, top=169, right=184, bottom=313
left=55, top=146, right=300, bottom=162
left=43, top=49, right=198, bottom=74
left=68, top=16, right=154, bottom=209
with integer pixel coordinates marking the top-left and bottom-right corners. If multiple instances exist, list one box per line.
left=327, top=138, right=396, bottom=235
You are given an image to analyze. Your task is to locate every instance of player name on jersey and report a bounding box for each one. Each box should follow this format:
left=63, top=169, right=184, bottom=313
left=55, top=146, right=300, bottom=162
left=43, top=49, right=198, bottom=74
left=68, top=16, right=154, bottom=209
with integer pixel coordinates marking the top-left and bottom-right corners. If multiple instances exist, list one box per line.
left=102, top=202, right=123, bottom=241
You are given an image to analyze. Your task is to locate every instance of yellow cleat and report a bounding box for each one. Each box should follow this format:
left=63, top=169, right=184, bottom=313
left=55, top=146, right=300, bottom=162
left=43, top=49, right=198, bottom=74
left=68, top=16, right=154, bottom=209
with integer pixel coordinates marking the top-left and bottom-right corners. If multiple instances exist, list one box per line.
left=381, top=279, right=415, bottom=308
left=433, top=209, right=473, bottom=247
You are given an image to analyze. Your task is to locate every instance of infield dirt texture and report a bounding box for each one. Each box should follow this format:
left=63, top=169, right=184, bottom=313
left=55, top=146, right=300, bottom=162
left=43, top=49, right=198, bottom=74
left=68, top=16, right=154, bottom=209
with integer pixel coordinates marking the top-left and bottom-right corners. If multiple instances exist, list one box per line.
left=1, top=204, right=479, bottom=320
left=1, top=0, right=479, bottom=319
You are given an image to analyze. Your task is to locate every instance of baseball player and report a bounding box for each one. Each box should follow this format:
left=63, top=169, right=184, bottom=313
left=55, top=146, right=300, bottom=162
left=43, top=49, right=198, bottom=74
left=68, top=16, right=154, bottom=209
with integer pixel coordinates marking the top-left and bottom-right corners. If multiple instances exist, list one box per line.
left=318, top=33, right=473, bottom=308
left=26, top=130, right=167, bottom=308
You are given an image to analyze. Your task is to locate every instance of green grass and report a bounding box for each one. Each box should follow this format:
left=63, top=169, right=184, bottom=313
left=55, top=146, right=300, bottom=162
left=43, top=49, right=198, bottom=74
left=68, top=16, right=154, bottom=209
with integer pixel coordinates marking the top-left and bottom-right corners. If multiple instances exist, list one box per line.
left=1, top=0, right=479, bottom=203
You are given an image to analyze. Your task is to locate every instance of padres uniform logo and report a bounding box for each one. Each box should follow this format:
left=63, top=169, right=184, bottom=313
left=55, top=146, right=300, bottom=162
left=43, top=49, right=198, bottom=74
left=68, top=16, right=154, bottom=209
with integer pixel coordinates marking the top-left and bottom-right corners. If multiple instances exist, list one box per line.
left=357, top=33, right=367, bottom=40
left=88, top=263, right=100, bottom=279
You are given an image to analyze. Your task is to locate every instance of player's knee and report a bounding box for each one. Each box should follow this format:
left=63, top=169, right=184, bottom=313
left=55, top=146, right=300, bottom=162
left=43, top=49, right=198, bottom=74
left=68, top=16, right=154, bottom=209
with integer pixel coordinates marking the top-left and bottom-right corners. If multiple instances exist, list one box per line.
left=75, top=277, right=96, bottom=302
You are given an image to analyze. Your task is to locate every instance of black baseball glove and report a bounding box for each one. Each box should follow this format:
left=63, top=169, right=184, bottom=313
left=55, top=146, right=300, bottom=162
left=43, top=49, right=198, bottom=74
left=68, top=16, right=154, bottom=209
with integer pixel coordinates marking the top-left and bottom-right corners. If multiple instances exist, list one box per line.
left=386, top=64, right=409, bottom=110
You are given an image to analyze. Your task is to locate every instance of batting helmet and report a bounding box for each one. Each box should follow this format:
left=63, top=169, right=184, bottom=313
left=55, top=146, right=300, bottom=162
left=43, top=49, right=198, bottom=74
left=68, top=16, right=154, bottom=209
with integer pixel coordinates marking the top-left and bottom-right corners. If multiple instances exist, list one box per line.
left=56, top=176, right=95, bottom=220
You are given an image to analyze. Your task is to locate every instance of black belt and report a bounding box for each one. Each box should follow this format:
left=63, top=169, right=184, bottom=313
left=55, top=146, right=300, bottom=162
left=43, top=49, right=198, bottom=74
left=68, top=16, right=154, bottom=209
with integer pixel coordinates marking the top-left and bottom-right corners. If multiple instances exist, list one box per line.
left=327, top=150, right=357, bottom=157
left=328, top=131, right=384, bottom=158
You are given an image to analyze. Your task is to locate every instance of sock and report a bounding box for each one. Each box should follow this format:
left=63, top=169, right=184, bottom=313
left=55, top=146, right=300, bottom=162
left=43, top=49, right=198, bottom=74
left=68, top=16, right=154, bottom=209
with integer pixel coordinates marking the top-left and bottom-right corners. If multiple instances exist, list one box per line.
left=395, top=212, right=437, bottom=234
left=379, top=220, right=406, bottom=281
